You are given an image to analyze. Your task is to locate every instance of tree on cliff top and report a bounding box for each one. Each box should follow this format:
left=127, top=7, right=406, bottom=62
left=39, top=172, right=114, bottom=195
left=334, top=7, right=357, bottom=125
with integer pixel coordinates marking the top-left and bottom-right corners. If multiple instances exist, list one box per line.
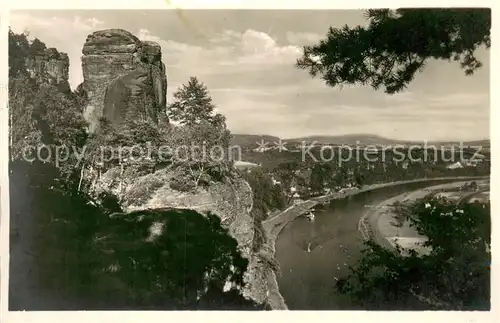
left=8, top=28, right=30, bottom=78
left=29, top=38, right=47, bottom=56
left=296, top=8, right=490, bottom=94
left=168, top=77, right=230, bottom=144
left=168, top=77, right=215, bottom=125
left=166, top=77, right=233, bottom=190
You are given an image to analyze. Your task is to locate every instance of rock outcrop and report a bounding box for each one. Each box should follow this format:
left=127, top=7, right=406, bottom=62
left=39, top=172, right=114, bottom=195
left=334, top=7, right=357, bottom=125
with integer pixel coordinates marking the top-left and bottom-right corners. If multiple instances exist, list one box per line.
left=91, top=165, right=267, bottom=303
left=95, top=166, right=254, bottom=249
left=25, top=48, right=70, bottom=90
left=81, top=29, right=269, bottom=306
left=81, top=29, right=167, bottom=132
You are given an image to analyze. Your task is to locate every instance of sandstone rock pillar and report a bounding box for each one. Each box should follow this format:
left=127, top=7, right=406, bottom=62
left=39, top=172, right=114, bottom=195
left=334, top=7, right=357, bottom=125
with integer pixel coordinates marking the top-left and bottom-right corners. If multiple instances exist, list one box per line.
left=81, top=29, right=167, bottom=132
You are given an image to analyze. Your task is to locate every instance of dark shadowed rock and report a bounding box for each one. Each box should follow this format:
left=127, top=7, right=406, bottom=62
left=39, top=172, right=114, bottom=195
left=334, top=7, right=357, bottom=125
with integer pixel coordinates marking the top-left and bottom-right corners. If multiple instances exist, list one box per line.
left=142, top=40, right=168, bottom=113
left=81, top=29, right=167, bottom=132
left=141, top=40, right=162, bottom=63
left=103, top=66, right=157, bottom=128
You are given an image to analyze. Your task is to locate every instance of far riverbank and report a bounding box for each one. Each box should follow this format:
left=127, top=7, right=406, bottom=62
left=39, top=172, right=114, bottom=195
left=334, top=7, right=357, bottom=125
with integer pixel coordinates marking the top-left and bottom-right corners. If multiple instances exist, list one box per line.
left=261, top=175, right=489, bottom=310
left=360, top=179, right=490, bottom=251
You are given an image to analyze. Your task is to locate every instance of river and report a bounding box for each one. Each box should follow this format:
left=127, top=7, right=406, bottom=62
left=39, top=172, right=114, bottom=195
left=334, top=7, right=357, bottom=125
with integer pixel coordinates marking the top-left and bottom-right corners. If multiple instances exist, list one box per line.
left=274, top=179, right=468, bottom=310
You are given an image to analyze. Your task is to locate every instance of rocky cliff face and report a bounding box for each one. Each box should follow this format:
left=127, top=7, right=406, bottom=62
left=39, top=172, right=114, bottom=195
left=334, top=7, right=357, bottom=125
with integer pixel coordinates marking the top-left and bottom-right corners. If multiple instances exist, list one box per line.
left=25, top=48, right=70, bottom=90
left=90, top=165, right=268, bottom=303
left=10, top=29, right=270, bottom=310
left=81, top=29, right=268, bottom=306
left=81, top=29, right=167, bottom=132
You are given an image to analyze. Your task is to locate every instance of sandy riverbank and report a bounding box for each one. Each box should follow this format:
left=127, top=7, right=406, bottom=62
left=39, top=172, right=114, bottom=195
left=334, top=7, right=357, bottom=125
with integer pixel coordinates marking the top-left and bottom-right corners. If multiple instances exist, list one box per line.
left=261, top=175, right=489, bottom=310
left=359, top=179, right=490, bottom=252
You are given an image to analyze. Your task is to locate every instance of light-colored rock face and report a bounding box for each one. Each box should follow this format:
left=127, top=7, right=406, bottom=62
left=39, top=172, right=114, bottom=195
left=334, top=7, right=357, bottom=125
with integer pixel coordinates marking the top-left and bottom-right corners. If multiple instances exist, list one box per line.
left=91, top=165, right=266, bottom=302
left=81, top=29, right=167, bottom=132
left=25, top=48, right=69, bottom=86
left=94, top=167, right=254, bottom=254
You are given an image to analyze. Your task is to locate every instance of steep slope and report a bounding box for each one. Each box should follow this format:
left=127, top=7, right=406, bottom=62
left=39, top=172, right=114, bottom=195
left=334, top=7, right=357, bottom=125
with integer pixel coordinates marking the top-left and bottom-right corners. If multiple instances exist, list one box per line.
left=81, top=29, right=270, bottom=305
left=9, top=29, right=271, bottom=309
left=90, top=164, right=268, bottom=302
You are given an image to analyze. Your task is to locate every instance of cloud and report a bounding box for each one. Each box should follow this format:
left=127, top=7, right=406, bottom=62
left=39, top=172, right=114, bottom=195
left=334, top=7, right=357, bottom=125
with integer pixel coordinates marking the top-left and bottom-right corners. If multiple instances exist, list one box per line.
left=135, top=27, right=305, bottom=108
left=137, top=28, right=207, bottom=71
left=208, top=29, right=303, bottom=63
left=10, top=13, right=303, bottom=88
left=286, top=31, right=323, bottom=45
left=209, top=30, right=242, bottom=44
left=426, top=93, right=489, bottom=108
left=9, top=11, right=489, bottom=141
left=138, top=28, right=301, bottom=71
left=237, top=29, right=301, bottom=64
left=138, top=28, right=204, bottom=54
left=210, top=87, right=274, bottom=97
left=10, top=13, right=104, bottom=38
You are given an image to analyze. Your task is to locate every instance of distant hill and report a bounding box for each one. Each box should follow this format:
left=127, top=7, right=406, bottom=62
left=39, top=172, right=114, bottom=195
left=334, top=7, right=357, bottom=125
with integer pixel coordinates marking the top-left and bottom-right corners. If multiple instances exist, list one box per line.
left=459, top=139, right=490, bottom=148
left=287, top=134, right=490, bottom=147
left=232, top=133, right=490, bottom=148
left=286, top=134, right=407, bottom=146
left=230, top=134, right=281, bottom=148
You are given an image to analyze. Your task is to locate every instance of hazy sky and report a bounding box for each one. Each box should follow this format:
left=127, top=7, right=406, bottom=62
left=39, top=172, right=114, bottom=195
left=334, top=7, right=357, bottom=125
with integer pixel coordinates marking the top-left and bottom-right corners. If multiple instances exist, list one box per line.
left=10, top=10, right=490, bottom=141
